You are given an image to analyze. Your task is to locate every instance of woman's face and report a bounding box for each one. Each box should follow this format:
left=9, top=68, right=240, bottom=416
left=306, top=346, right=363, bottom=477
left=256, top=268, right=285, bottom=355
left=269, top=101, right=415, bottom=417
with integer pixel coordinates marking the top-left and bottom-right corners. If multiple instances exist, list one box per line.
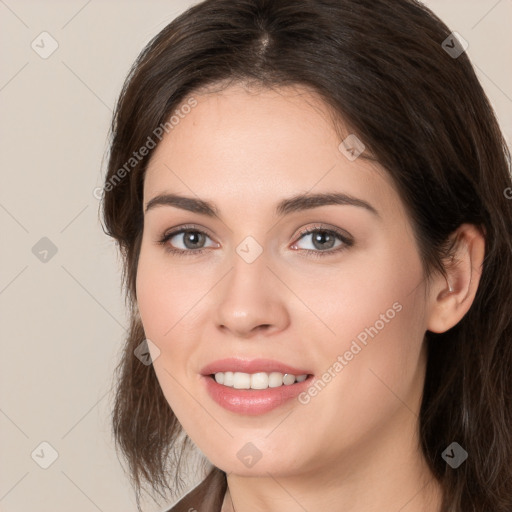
left=136, top=84, right=432, bottom=478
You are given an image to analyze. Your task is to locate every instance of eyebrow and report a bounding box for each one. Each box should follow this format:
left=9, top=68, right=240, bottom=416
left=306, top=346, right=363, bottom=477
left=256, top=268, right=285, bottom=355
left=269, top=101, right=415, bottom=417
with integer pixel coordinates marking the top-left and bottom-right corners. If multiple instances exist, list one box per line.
left=145, top=192, right=379, bottom=217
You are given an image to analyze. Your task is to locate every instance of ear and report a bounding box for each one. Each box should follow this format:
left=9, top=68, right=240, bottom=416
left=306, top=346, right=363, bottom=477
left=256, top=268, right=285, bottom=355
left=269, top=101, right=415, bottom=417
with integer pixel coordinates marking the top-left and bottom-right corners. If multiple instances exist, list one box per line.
left=426, top=223, right=485, bottom=333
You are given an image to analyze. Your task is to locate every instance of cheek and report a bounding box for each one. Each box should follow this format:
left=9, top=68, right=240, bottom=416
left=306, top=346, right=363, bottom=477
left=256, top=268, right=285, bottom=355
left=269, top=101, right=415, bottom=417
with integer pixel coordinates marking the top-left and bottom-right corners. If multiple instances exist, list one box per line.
left=136, top=264, right=170, bottom=341
left=135, top=245, right=208, bottom=341
left=299, top=247, right=427, bottom=440
left=135, top=248, right=206, bottom=419
left=292, top=234, right=425, bottom=351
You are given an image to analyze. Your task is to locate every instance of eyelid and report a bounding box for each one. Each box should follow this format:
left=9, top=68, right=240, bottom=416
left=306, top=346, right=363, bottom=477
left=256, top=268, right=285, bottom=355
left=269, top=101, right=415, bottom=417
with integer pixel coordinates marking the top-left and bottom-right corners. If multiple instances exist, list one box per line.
left=161, top=223, right=216, bottom=241
left=293, top=222, right=352, bottom=240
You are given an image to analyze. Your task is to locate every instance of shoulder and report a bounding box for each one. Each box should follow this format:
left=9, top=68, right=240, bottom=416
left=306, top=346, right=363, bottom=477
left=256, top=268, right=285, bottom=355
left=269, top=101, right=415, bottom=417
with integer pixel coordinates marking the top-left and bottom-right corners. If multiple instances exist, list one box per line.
left=164, top=467, right=227, bottom=512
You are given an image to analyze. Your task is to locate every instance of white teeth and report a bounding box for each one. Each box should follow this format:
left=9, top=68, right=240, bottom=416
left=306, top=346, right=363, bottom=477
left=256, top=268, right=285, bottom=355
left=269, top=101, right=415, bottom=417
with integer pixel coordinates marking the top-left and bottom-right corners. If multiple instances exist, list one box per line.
left=233, top=372, right=251, bottom=389
left=250, top=372, right=269, bottom=389
left=223, top=371, right=234, bottom=387
left=212, top=371, right=308, bottom=389
left=283, top=373, right=296, bottom=385
left=268, top=372, right=284, bottom=388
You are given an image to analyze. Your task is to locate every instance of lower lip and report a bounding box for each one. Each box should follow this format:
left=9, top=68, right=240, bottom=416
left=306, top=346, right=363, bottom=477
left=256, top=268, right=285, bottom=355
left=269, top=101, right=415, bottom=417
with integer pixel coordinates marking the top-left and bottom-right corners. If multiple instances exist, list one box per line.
left=202, top=374, right=313, bottom=415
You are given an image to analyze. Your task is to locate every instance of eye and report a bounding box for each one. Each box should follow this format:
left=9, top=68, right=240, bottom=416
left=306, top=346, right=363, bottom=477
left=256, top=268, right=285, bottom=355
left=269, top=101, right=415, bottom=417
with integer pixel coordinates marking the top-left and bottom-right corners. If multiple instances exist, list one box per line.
left=290, top=224, right=353, bottom=257
left=157, top=223, right=353, bottom=258
left=157, top=224, right=219, bottom=256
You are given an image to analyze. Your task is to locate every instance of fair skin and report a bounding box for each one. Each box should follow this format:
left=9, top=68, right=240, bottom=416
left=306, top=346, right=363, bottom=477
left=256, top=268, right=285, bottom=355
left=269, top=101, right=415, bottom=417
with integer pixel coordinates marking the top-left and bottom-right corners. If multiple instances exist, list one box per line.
left=136, top=83, right=485, bottom=512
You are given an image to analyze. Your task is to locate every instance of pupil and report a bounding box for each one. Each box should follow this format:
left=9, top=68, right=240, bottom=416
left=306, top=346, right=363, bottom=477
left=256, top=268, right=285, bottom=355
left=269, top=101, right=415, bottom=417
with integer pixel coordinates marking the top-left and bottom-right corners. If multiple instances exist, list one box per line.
left=184, top=231, right=204, bottom=249
left=313, top=231, right=335, bottom=250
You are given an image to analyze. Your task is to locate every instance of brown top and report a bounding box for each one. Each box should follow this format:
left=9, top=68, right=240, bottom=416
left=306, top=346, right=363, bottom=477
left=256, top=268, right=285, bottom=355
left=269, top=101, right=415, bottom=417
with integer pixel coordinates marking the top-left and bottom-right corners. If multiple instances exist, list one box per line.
left=165, top=467, right=228, bottom=512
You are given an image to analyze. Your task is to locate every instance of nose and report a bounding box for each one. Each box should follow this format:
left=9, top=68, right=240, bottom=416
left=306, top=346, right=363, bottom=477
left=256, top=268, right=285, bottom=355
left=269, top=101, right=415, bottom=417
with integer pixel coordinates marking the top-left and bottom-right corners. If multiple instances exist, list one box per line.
left=213, top=249, right=290, bottom=339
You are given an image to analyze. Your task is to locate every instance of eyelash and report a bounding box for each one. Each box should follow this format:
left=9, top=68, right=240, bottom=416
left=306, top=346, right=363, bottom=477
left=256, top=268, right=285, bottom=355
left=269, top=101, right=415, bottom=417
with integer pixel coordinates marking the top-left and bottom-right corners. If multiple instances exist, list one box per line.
left=157, top=223, right=354, bottom=258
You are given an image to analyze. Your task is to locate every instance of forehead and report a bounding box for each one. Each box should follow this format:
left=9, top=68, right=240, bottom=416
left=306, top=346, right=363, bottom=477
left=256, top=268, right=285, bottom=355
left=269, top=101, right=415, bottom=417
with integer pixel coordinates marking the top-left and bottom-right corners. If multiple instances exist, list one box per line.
left=143, top=83, right=397, bottom=217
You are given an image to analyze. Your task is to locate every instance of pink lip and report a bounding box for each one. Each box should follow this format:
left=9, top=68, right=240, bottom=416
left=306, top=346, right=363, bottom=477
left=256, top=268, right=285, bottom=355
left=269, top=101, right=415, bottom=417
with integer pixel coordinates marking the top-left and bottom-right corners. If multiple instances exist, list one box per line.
left=200, top=358, right=314, bottom=416
left=201, top=375, right=313, bottom=415
left=200, top=358, right=311, bottom=376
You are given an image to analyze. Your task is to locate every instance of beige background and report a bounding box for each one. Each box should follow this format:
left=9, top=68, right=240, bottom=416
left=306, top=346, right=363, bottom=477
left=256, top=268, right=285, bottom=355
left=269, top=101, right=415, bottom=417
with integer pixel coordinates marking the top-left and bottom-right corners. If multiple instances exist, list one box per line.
left=0, top=1, right=511, bottom=511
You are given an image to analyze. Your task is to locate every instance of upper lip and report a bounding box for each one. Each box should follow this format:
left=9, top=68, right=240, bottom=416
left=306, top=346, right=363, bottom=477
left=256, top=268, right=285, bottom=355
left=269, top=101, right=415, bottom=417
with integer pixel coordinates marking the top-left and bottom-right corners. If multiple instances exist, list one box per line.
left=200, top=358, right=312, bottom=376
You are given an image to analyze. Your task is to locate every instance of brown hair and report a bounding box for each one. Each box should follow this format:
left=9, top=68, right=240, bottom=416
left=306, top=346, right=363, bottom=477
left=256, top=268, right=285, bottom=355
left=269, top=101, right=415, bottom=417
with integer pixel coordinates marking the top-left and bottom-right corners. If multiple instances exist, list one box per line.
left=100, top=0, right=512, bottom=510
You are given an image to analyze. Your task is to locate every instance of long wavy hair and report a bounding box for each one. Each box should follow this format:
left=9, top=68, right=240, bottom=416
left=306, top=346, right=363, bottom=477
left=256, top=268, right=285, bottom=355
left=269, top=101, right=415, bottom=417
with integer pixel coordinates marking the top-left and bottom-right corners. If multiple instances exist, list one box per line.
left=100, top=0, right=512, bottom=510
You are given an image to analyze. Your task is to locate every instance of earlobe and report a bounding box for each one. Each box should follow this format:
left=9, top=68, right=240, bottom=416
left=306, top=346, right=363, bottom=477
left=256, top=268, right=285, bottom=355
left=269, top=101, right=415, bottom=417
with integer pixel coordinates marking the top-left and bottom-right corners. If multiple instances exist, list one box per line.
left=426, top=224, right=485, bottom=334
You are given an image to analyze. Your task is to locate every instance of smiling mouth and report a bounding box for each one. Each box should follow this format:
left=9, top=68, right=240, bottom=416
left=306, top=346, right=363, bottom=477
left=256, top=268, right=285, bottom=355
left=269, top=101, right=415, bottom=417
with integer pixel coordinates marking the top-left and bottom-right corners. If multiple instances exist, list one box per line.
left=209, top=371, right=310, bottom=390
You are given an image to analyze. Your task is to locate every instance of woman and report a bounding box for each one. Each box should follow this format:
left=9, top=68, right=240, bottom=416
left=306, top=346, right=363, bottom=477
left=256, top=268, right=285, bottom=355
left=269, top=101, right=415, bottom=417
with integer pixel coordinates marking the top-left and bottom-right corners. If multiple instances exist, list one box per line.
left=101, top=0, right=512, bottom=511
